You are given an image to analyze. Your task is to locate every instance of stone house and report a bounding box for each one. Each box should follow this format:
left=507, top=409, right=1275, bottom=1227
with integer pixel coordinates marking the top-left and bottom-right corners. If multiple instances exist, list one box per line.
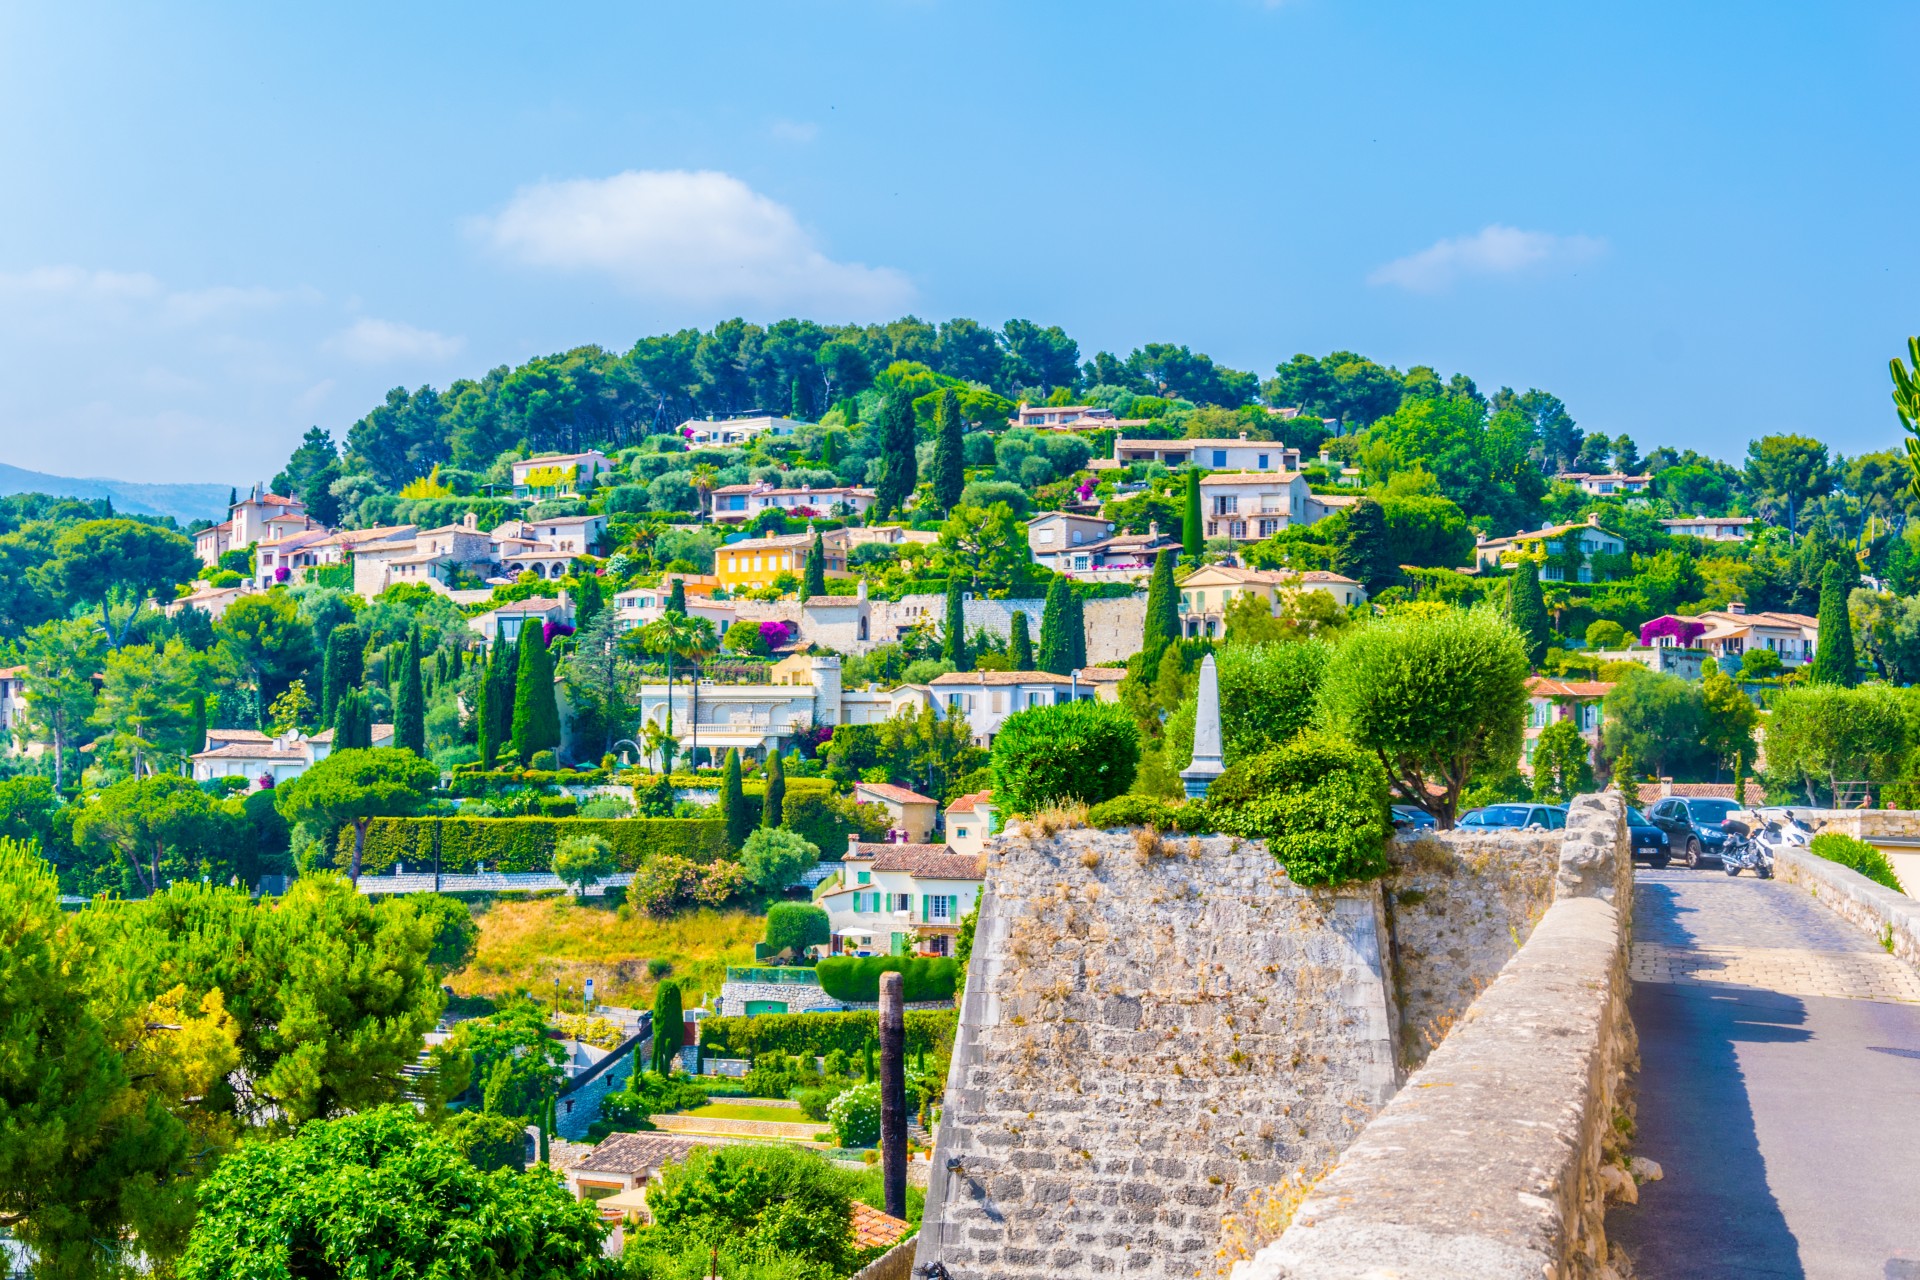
left=1032, top=525, right=1181, bottom=580
left=562, top=1131, right=712, bottom=1210
left=852, top=781, right=941, bottom=843
left=194, top=487, right=320, bottom=565
left=1026, top=511, right=1116, bottom=564
left=1175, top=564, right=1367, bottom=638
left=817, top=839, right=985, bottom=957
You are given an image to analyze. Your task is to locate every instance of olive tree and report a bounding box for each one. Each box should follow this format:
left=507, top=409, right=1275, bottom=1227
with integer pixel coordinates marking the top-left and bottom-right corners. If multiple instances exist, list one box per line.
left=1320, top=606, right=1529, bottom=827
left=1764, top=684, right=1910, bottom=806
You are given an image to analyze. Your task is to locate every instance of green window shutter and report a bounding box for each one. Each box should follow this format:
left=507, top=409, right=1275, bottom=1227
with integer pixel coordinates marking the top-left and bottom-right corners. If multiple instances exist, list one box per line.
left=948, top=894, right=958, bottom=920
left=920, top=894, right=929, bottom=922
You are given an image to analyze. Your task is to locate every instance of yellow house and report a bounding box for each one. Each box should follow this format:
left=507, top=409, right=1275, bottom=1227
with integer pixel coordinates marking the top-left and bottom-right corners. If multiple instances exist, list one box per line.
left=1175, top=563, right=1367, bottom=638
left=715, top=530, right=850, bottom=591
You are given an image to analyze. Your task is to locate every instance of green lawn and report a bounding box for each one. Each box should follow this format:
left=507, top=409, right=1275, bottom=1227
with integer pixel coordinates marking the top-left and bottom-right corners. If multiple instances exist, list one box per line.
left=685, top=1102, right=807, bottom=1123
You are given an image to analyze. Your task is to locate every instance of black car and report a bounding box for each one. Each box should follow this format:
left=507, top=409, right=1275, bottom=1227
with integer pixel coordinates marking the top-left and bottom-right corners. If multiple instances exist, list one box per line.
left=1646, top=796, right=1744, bottom=867
left=1390, top=804, right=1437, bottom=830
left=1626, top=807, right=1670, bottom=868
left=1457, top=803, right=1568, bottom=832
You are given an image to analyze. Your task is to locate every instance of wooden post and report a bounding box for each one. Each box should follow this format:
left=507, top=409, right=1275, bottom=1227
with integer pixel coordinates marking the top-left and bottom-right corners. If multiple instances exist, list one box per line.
left=879, top=969, right=907, bottom=1221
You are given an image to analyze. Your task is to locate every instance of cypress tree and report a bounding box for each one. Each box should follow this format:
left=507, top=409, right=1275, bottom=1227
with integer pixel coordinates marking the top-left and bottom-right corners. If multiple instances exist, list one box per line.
left=1009, top=610, right=1034, bottom=670
left=804, top=531, right=828, bottom=599
left=720, top=749, right=750, bottom=850
left=1037, top=577, right=1073, bottom=676
left=1810, top=561, right=1857, bottom=686
left=1335, top=497, right=1391, bottom=592
left=822, top=431, right=839, bottom=467
left=931, top=388, right=966, bottom=514
left=763, top=749, right=786, bottom=829
left=574, top=571, right=604, bottom=633
left=790, top=376, right=807, bottom=421
left=511, top=624, right=561, bottom=763
left=667, top=579, right=687, bottom=617
left=1509, top=559, right=1551, bottom=670
left=942, top=578, right=971, bottom=671
left=334, top=688, right=371, bottom=751
left=1067, top=587, right=1087, bottom=670
left=650, top=981, right=683, bottom=1075
left=477, top=634, right=503, bottom=768
left=1182, top=469, right=1203, bottom=562
left=395, top=624, right=426, bottom=756
left=872, top=393, right=919, bottom=519
left=1142, top=549, right=1181, bottom=666
left=321, top=623, right=362, bottom=723
left=190, top=691, right=207, bottom=756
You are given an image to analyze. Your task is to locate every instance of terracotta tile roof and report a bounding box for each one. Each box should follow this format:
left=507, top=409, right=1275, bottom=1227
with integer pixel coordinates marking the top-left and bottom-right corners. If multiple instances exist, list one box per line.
left=849, top=844, right=986, bottom=879
left=855, top=781, right=940, bottom=807
left=850, top=1201, right=913, bottom=1249
left=0, top=665, right=26, bottom=679
left=944, top=789, right=993, bottom=815
left=1197, top=470, right=1304, bottom=485
left=723, top=530, right=844, bottom=552
left=1526, top=677, right=1615, bottom=699
left=206, top=729, right=272, bottom=743
left=191, top=742, right=307, bottom=761
left=482, top=598, right=567, bottom=615
left=572, top=1132, right=712, bottom=1176
left=929, top=670, right=1073, bottom=686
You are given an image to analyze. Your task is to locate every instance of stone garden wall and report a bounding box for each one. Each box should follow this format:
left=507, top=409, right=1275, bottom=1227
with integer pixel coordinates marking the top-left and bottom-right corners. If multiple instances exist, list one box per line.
left=914, top=824, right=1401, bottom=1280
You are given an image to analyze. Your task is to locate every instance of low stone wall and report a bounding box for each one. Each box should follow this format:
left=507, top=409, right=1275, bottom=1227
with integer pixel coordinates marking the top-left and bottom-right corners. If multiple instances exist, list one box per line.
left=850, top=1238, right=918, bottom=1280
left=914, top=825, right=1401, bottom=1280
left=1384, top=828, right=1559, bottom=1071
left=1777, top=846, right=1920, bottom=968
left=1783, top=809, right=1920, bottom=899
left=1236, top=792, right=1635, bottom=1280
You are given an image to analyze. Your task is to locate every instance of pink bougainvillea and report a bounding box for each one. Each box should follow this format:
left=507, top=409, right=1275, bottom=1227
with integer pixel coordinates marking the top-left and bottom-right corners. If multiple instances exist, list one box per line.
left=1638, top=616, right=1705, bottom=647
left=544, top=620, right=576, bottom=645
left=256, top=773, right=275, bottom=790
left=760, top=620, right=794, bottom=649
left=274, top=566, right=291, bottom=583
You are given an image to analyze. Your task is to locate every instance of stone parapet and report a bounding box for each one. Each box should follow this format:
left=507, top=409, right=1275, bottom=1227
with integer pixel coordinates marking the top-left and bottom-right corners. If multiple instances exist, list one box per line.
left=1777, top=845, right=1920, bottom=968
left=1236, top=792, right=1634, bottom=1280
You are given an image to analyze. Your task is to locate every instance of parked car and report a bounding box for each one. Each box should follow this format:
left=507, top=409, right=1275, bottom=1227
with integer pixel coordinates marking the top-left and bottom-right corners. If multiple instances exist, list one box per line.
left=1456, top=803, right=1568, bottom=832
left=1626, top=807, right=1671, bottom=868
left=1391, top=804, right=1437, bottom=830
left=1645, top=796, right=1744, bottom=867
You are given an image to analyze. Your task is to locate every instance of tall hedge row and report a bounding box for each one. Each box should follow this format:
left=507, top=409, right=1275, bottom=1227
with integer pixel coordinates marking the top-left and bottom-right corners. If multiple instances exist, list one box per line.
left=698, top=1008, right=957, bottom=1060
left=815, top=955, right=961, bottom=1003
left=333, top=817, right=728, bottom=875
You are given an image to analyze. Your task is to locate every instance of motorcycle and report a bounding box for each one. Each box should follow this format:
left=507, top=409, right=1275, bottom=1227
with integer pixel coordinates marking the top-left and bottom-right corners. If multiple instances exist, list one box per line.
left=1719, top=812, right=1802, bottom=879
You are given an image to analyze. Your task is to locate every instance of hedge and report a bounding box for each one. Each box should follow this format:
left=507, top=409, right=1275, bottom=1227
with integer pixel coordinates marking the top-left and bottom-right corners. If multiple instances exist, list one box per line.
left=698, top=1009, right=957, bottom=1059
left=815, top=955, right=961, bottom=1003
left=989, top=700, right=1140, bottom=814
left=332, top=817, right=728, bottom=875
left=1808, top=832, right=1906, bottom=894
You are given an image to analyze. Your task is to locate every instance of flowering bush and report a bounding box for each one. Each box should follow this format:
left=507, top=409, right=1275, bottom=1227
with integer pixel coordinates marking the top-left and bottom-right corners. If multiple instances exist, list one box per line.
left=273, top=566, right=291, bottom=583
left=759, top=620, right=793, bottom=649
left=628, top=855, right=747, bottom=916
left=544, top=620, right=575, bottom=645
left=826, top=1081, right=882, bottom=1148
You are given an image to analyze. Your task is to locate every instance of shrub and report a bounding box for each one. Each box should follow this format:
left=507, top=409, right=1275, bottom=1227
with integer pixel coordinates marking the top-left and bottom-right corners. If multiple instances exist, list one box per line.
left=765, top=902, right=830, bottom=955
left=1808, top=832, right=1906, bottom=894
left=815, top=955, right=960, bottom=1003
left=551, top=833, right=616, bottom=894
left=990, top=700, right=1140, bottom=814
left=442, top=1109, right=528, bottom=1173
left=630, top=856, right=748, bottom=916
left=699, top=1009, right=956, bottom=1060
left=741, top=827, right=822, bottom=892
left=1206, top=732, right=1393, bottom=886
left=529, top=750, right=558, bottom=770
left=334, top=816, right=726, bottom=874
left=826, top=1081, right=882, bottom=1147
left=1086, top=794, right=1177, bottom=830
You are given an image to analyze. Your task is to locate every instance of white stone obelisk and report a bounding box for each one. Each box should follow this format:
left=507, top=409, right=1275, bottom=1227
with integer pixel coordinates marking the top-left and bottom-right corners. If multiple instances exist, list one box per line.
left=1180, top=653, right=1225, bottom=799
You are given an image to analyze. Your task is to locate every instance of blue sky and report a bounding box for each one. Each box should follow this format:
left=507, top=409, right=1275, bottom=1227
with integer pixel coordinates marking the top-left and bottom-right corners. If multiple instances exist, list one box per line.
left=1, top=1, right=1915, bottom=484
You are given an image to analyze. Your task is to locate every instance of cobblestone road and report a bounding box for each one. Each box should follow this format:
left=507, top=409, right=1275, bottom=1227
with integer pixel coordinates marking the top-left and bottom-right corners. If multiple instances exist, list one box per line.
left=1611, top=869, right=1920, bottom=1279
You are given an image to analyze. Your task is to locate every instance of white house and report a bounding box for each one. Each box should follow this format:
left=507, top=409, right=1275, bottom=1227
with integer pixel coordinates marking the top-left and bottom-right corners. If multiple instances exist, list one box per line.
left=943, top=790, right=999, bottom=858
left=680, top=415, right=808, bottom=448
left=928, top=670, right=1082, bottom=746
left=189, top=727, right=359, bottom=785
left=1175, top=564, right=1367, bottom=638
left=1111, top=434, right=1303, bottom=472
left=1557, top=471, right=1651, bottom=496
left=0, top=665, right=28, bottom=753
left=1473, top=518, right=1627, bottom=583
left=511, top=452, right=613, bottom=497
left=1660, top=516, right=1754, bottom=542
left=816, top=839, right=985, bottom=958
left=709, top=482, right=876, bottom=523
left=634, top=654, right=847, bottom=765
left=1652, top=603, right=1820, bottom=670
left=1195, top=472, right=1320, bottom=541
left=1031, top=523, right=1180, bottom=579
left=470, top=595, right=575, bottom=646
left=1027, top=511, right=1117, bottom=562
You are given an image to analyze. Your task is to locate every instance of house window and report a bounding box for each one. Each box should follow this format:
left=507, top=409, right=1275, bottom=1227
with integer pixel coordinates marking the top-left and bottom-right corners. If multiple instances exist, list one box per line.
left=1070, top=530, right=1083, bottom=544
left=1211, top=450, right=1226, bottom=467
left=1259, top=519, right=1280, bottom=536
left=1229, top=521, right=1246, bottom=538
left=894, top=893, right=911, bottom=912
left=1037, top=529, right=1055, bottom=544
left=1206, top=521, right=1218, bottom=537
left=926, top=894, right=954, bottom=921
left=1257, top=454, right=1269, bottom=469
left=1213, top=496, right=1238, bottom=515
left=857, top=872, right=871, bottom=886
left=991, top=691, right=1007, bottom=714
left=955, top=826, right=970, bottom=839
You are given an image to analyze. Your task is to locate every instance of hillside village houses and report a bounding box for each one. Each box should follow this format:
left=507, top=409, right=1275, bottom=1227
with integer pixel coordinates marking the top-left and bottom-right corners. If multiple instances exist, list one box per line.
left=1639, top=603, right=1821, bottom=669
left=1176, top=564, right=1368, bottom=638
left=1199, top=471, right=1356, bottom=541
left=510, top=451, right=613, bottom=497
left=709, top=481, right=876, bottom=523
left=1473, top=516, right=1627, bottom=582
left=1106, top=434, right=1304, bottom=471
left=193, top=487, right=325, bottom=565
left=1557, top=471, right=1652, bottom=497
left=1026, top=519, right=1181, bottom=579
left=1522, top=677, right=1613, bottom=773
left=1660, top=515, right=1755, bottom=542
left=679, top=415, right=806, bottom=448
left=713, top=528, right=851, bottom=591
left=816, top=839, right=985, bottom=958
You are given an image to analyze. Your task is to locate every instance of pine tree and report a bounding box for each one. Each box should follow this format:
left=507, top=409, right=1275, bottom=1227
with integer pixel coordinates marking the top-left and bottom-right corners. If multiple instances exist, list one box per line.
left=395, top=625, right=426, bottom=756
left=1142, top=549, right=1181, bottom=667
left=942, top=578, right=970, bottom=671
left=804, top=531, right=828, bottom=599
left=1182, top=470, right=1203, bottom=562
left=1009, top=610, right=1034, bottom=670
left=650, top=981, right=684, bottom=1076
left=763, top=749, right=786, bottom=828
left=1810, top=561, right=1857, bottom=686
left=511, top=624, right=560, bottom=763
left=667, top=579, right=687, bottom=617
left=872, top=393, right=919, bottom=519
left=720, top=749, right=750, bottom=850
left=1509, top=559, right=1551, bottom=670
left=1037, top=577, right=1073, bottom=675
left=1335, top=497, right=1391, bottom=591
left=931, top=388, right=966, bottom=514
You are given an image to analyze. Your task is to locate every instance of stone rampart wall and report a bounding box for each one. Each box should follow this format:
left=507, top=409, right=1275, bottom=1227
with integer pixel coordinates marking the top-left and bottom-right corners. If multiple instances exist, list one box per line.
left=1777, top=846, right=1920, bottom=968
left=1235, top=792, right=1635, bottom=1280
left=914, top=825, right=1400, bottom=1280
left=1383, top=828, right=1559, bottom=1071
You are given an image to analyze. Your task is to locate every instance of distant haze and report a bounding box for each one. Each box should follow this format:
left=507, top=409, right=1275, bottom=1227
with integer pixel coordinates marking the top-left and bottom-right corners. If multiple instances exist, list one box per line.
left=0, top=462, right=229, bottom=525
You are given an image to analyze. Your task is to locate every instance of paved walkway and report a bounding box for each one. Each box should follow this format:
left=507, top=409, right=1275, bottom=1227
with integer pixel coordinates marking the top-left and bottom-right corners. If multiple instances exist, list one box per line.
left=1611, top=869, right=1920, bottom=1279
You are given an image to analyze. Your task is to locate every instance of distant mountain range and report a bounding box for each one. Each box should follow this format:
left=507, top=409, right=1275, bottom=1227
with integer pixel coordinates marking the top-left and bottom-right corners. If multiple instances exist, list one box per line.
left=0, top=462, right=231, bottom=525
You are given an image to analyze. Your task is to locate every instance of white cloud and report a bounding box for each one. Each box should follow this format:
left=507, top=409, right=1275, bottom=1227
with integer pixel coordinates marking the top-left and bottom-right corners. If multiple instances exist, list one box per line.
left=1368, top=225, right=1605, bottom=292
left=770, top=119, right=820, bottom=144
left=327, top=317, right=465, bottom=363
left=471, top=169, right=913, bottom=313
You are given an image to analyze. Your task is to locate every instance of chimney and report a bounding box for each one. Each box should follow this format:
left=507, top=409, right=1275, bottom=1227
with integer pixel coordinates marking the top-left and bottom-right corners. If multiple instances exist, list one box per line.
left=857, top=579, right=868, bottom=602
left=1728, top=600, right=1746, bottom=616
left=847, top=833, right=862, bottom=858
left=1148, top=520, right=1159, bottom=538
left=1238, top=432, right=1249, bottom=441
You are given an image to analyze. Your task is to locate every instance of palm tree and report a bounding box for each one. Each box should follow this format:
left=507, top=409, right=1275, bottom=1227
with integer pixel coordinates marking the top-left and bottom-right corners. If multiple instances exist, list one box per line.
left=638, top=611, right=717, bottom=768
left=691, top=463, right=720, bottom=518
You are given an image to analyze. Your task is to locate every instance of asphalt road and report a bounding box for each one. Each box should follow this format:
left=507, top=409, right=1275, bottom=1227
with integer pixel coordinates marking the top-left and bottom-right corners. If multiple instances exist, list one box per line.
left=1609, top=869, right=1920, bottom=1280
